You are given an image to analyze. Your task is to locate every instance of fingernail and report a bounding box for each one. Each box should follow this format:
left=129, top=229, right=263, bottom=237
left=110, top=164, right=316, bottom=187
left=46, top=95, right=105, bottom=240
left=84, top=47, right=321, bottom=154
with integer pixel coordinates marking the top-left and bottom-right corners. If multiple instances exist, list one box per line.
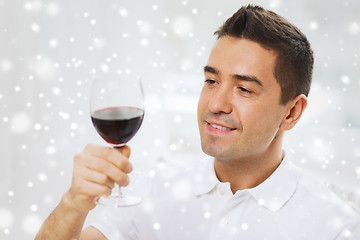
left=126, top=163, right=133, bottom=173
left=124, top=176, right=130, bottom=186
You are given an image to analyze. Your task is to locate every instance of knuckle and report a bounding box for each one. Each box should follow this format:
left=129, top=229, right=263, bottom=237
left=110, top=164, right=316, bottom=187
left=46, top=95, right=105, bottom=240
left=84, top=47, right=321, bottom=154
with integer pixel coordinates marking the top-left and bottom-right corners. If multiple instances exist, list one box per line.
left=116, top=159, right=131, bottom=173
left=114, top=174, right=124, bottom=184
left=123, top=161, right=133, bottom=173
left=94, top=158, right=107, bottom=171
left=117, top=174, right=130, bottom=187
left=100, top=186, right=111, bottom=197
left=99, top=174, right=109, bottom=185
left=73, top=152, right=81, bottom=161
left=102, top=147, right=113, bottom=158
left=73, top=153, right=84, bottom=164
left=114, top=154, right=127, bottom=167
left=84, top=143, right=94, bottom=151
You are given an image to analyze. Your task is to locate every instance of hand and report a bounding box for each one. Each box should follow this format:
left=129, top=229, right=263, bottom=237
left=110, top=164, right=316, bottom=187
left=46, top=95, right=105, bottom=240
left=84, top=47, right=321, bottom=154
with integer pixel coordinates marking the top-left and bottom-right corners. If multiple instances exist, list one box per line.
left=64, top=144, right=132, bottom=213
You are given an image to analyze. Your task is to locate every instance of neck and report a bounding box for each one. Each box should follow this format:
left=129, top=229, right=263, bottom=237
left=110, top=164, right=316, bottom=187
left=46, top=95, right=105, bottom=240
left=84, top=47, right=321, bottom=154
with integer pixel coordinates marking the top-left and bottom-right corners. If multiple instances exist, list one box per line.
left=214, top=133, right=285, bottom=194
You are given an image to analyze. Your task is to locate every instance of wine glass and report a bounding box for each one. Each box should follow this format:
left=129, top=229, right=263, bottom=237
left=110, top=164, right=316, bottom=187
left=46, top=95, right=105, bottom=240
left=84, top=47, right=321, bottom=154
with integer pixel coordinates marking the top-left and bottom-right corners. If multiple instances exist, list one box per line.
left=90, top=73, right=144, bottom=207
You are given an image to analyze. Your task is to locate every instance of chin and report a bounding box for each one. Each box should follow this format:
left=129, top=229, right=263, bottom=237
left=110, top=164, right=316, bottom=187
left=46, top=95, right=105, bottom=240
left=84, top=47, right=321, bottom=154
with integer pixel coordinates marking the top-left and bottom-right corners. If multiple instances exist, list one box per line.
left=201, top=141, right=228, bottom=158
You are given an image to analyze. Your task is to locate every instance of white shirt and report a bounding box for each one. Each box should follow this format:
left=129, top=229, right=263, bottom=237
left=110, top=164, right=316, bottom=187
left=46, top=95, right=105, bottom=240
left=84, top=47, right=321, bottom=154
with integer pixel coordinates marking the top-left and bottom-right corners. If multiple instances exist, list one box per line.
left=91, top=156, right=360, bottom=240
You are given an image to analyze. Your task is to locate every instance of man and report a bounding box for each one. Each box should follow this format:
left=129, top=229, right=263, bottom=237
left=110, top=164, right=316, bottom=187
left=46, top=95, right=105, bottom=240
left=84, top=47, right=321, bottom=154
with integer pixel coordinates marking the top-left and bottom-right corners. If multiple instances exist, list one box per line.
left=36, top=5, right=360, bottom=240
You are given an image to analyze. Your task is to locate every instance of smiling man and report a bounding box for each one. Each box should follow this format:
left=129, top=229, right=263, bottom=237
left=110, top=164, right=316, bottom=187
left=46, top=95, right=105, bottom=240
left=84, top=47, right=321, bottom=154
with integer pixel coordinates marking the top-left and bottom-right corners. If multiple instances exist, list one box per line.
left=199, top=37, right=293, bottom=190
left=36, top=5, right=360, bottom=240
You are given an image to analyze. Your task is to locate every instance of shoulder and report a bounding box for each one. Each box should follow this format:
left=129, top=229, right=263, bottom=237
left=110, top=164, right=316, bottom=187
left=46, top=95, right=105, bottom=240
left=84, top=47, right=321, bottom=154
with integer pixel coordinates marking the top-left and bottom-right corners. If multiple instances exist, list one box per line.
left=293, top=167, right=360, bottom=234
left=277, top=162, right=360, bottom=238
left=297, top=170, right=357, bottom=214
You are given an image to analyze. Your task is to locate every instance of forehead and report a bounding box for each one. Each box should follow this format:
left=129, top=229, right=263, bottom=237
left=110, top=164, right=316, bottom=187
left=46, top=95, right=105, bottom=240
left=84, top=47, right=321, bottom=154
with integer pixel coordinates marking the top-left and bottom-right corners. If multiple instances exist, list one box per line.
left=207, top=37, right=278, bottom=87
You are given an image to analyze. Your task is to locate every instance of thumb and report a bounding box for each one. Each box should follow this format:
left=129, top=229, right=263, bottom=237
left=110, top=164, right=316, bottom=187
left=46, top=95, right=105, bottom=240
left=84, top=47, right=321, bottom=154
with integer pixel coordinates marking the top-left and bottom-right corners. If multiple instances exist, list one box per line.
left=117, top=145, right=131, bottom=158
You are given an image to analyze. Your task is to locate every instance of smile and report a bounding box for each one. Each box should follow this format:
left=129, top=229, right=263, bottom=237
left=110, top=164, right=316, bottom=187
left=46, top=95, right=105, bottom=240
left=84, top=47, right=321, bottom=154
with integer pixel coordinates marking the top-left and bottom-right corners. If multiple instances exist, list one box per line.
left=209, top=123, right=235, bottom=130
left=207, top=122, right=237, bottom=132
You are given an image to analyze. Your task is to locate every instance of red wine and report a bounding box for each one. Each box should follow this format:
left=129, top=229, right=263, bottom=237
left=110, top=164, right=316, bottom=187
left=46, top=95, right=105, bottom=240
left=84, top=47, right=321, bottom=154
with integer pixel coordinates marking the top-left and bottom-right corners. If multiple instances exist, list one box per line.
left=91, top=107, right=144, bottom=146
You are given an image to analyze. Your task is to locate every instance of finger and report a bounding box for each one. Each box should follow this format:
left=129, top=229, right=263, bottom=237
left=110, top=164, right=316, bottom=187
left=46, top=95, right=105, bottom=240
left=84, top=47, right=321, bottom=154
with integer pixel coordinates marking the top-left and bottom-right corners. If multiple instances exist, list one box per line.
left=78, top=166, right=115, bottom=189
left=84, top=144, right=133, bottom=173
left=114, top=145, right=132, bottom=173
left=84, top=155, right=130, bottom=187
left=74, top=177, right=113, bottom=198
left=116, top=145, right=131, bottom=158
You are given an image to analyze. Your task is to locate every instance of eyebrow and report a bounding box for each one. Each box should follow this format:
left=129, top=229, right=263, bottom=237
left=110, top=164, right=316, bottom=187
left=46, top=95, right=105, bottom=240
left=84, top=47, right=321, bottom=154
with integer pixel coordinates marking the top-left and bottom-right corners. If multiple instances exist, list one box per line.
left=204, top=65, right=263, bottom=87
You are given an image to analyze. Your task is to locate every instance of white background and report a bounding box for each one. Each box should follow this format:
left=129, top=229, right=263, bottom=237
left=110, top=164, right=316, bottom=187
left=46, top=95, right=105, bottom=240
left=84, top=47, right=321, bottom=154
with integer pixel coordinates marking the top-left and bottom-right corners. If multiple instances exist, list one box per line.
left=0, top=0, right=360, bottom=239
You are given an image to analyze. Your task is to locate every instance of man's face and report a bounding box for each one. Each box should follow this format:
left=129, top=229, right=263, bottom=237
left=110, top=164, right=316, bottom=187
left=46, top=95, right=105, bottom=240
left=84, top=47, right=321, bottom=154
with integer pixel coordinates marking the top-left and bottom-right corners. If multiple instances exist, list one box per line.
left=197, top=37, right=288, bottom=162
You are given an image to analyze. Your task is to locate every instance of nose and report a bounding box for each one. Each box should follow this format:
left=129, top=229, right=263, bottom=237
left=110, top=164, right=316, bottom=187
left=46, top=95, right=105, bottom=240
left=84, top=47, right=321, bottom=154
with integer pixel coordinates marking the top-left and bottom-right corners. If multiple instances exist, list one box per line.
left=208, top=84, right=233, bottom=114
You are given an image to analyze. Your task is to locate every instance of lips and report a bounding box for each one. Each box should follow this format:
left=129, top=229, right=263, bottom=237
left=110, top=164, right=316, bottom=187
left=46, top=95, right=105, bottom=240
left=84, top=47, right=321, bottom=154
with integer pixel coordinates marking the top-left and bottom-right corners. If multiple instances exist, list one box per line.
left=201, top=112, right=240, bottom=133
left=208, top=122, right=236, bottom=131
left=206, top=120, right=237, bottom=133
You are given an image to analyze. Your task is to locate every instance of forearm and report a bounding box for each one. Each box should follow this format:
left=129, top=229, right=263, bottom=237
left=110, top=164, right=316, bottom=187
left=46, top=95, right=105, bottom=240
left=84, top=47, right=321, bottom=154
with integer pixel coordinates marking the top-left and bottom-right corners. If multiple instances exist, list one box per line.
left=35, top=192, right=89, bottom=240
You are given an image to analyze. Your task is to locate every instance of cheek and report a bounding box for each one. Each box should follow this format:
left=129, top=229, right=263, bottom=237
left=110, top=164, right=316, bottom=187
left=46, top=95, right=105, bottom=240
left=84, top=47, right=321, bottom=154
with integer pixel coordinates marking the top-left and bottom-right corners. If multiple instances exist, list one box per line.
left=235, top=101, right=282, bottom=134
left=233, top=102, right=258, bottom=124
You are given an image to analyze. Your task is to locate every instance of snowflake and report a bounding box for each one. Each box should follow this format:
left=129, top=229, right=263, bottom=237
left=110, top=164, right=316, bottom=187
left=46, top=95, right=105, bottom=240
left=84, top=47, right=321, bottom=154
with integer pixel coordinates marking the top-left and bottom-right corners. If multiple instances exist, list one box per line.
left=140, top=38, right=149, bottom=47
left=153, top=222, right=161, bottom=230
left=48, top=38, right=58, bottom=48
left=203, top=211, right=211, bottom=219
left=24, top=0, right=42, bottom=12
left=38, top=173, right=48, bottom=182
left=241, top=223, right=249, bottom=231
left=118, top=8, right=128, bottom=17
left=138, top=21, right=152, bottom=34
left=10, top=112, right=32, bottom=134
left=52, top=87, right=62, bottom=96
left=309, top=21, right=319, bottom=31
left=30, top=204, right=38, bottom=212
left=0, top=208, right=14, bottom=228
left=172, top=180, right=192, bottom=200
left=31, top=23, right=40, bottom=32
left=172, top=17, right=193, bottom=36
left=348, top=22, right=359, bottom=34
left=22, top=214, right=42, bottom=234
left=45, top=2, right=60, bottom=16
left=1, top=59, right=13, bottom=72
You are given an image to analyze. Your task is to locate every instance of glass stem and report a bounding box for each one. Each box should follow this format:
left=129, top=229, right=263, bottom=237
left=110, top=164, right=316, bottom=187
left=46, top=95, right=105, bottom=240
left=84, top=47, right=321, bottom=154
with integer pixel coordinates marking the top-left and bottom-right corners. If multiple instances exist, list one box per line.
left=111, top=183, right=122, bottom=197
left=113, top=146, right=124, bottom=199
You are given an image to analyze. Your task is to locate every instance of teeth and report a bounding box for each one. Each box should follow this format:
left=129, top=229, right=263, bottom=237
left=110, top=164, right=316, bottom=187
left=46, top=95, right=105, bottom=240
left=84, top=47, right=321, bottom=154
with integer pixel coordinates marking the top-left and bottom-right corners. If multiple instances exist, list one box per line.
left=210, top=123, right=234, bottom=130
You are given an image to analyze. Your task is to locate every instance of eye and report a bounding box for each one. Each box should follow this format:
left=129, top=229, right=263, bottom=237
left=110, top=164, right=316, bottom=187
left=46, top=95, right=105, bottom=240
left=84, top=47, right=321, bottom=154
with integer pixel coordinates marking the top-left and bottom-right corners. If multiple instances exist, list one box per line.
left=204, top=79, right=217, bottom=85
left=237, top=86, right=253, bottom=94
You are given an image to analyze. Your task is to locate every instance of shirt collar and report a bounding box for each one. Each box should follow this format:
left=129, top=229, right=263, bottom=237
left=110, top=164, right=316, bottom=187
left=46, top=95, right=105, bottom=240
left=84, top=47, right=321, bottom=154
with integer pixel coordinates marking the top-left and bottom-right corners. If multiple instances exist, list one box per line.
left=247, top=156, right=303, bottom=211
left=194, top=158, right=219, bottom=196
left=194, top=155, right=304, bottom=212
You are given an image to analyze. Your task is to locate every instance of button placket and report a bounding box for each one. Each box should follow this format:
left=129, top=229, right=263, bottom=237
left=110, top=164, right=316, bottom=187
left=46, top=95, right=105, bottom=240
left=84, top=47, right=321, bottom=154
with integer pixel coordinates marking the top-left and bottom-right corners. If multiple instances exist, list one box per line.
left=216, top=182, right=231, bottom=196
left=210, top=183, right=238, bottom=239
left=218, top=186, right=225, bottom=195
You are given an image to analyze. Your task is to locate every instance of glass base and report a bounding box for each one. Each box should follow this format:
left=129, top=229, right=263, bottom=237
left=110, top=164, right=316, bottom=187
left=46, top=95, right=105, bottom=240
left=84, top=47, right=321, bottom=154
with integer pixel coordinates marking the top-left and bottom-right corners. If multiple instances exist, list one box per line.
left=96, top=195, right=142, bottom=207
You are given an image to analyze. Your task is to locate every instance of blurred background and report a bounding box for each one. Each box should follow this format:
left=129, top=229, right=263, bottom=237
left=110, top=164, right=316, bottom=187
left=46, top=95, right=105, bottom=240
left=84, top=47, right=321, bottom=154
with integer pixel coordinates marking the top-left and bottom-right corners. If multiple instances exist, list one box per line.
left=0, top=0, right=360, bottom=239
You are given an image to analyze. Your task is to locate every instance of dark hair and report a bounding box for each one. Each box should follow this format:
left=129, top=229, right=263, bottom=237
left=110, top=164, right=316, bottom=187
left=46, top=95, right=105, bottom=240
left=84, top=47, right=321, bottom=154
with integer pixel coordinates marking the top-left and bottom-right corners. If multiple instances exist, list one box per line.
left=215, top=5, right=314, bottom=105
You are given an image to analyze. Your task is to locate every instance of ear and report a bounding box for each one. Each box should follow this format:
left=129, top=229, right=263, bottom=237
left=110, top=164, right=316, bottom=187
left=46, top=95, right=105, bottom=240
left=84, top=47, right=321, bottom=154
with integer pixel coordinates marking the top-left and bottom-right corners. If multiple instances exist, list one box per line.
left=279, top=94, right=308, bottom=131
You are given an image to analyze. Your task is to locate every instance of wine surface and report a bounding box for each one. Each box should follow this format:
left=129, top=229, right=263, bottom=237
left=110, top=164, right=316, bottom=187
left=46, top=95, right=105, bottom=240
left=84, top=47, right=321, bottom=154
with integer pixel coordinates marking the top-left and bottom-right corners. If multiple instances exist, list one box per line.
left=91, top=106, right=144, bottom=145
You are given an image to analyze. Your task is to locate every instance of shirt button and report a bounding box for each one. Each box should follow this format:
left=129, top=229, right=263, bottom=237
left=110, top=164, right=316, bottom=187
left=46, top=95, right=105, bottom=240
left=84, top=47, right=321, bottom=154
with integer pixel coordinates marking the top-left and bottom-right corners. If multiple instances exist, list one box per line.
left=218, top=187, right=225, bottom=195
